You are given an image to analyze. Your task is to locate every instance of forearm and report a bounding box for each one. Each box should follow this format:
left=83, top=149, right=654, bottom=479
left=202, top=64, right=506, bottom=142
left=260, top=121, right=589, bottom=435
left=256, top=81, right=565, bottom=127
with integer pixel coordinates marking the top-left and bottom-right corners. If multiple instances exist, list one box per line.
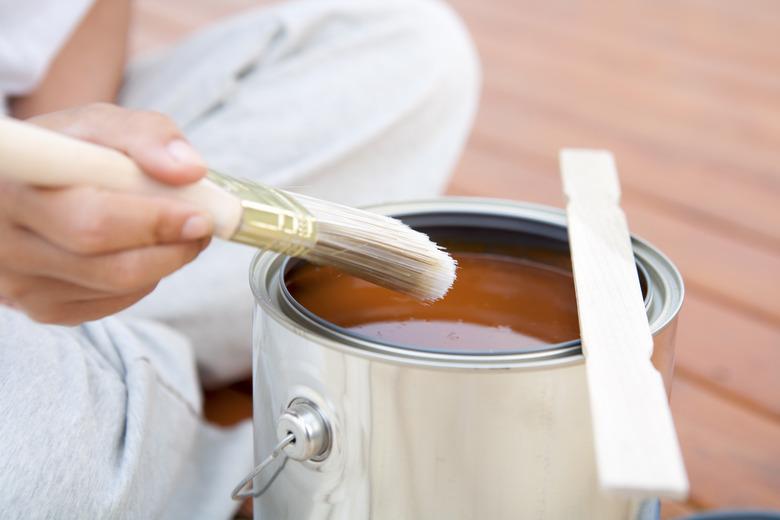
left=9, top=0, right=131, bottom=119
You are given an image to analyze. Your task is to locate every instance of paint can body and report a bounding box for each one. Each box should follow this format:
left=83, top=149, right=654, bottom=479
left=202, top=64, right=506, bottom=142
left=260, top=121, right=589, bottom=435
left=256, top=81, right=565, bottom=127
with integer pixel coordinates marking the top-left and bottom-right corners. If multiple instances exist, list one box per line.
left=247, top=198, right=683, bottom=520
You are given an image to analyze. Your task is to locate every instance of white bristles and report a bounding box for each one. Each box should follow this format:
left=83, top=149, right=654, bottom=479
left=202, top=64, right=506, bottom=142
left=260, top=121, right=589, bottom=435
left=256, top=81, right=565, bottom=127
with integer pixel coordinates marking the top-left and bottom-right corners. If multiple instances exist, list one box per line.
left=291, top=193, right=457, bottom=301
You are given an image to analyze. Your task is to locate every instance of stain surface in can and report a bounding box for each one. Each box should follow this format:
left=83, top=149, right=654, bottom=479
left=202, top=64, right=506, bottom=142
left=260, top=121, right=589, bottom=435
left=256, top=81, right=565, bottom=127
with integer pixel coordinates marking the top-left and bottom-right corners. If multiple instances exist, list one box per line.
left=285, top=250, right=581, bottom=353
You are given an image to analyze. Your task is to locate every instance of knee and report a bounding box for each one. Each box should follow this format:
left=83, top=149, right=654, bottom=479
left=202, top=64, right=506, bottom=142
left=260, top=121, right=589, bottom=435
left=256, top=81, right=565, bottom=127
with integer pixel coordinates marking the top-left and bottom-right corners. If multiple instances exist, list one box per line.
left=394, top=0, right=481, bottom=115
left=0, top=312, right=198, bottom=518
left=326, top=0, right=480, bottom=114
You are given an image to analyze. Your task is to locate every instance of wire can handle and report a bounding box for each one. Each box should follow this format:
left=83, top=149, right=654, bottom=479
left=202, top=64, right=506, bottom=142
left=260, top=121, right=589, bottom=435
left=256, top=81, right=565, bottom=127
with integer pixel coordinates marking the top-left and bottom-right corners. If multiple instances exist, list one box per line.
left=231, top=398, right=332, bottom=501
left=231, top=433, right=295, bottom=500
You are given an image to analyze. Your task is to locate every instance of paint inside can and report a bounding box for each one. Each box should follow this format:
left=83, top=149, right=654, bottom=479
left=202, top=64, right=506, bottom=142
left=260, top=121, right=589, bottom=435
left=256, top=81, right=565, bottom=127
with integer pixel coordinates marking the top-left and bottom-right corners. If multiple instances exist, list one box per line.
left=286, top=249, right=579, bottom=353
left=284, top=221, right=649, bottom=355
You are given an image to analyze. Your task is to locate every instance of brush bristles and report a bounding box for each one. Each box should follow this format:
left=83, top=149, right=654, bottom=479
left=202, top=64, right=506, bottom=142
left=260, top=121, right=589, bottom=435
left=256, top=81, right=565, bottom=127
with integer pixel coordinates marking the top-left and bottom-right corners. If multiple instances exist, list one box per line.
left=291, top=194, right=457, bottom=301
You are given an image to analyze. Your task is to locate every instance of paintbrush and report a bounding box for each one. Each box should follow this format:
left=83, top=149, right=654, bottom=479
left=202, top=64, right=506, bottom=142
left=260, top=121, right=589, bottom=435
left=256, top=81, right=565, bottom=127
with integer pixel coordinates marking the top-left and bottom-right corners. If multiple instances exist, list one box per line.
left=0, top=117, right=456, bottom=301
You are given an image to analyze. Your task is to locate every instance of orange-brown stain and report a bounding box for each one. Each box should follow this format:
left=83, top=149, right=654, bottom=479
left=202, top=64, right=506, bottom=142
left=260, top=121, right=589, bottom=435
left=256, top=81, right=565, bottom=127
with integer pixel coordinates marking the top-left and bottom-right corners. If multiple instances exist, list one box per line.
left=286, top=251, right=580, bottom=353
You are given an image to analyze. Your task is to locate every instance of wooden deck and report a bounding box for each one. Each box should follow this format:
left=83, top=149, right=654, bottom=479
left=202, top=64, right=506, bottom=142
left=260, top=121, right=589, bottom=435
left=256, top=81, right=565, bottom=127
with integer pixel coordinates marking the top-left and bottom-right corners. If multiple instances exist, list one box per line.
left=132, top=1, right=780, bottom=518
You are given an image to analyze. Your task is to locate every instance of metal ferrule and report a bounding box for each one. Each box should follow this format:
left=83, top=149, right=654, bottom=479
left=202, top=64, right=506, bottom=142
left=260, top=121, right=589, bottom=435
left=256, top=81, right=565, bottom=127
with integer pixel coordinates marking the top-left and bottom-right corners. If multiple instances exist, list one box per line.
left=207, top=171, right=317, bottom=257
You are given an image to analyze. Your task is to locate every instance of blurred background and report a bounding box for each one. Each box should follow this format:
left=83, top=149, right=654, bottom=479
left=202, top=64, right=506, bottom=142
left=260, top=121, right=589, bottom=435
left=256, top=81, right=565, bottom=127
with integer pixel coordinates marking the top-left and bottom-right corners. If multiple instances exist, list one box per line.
left=130, top=1, right=780, bottom=518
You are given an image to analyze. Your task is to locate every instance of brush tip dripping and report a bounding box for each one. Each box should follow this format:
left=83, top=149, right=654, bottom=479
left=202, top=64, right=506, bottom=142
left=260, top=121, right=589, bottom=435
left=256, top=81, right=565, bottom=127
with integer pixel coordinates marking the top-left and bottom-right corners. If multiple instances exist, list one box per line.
left=292, top=194, right=458, bottom=301
left=421, top=246, right=458, bottom=302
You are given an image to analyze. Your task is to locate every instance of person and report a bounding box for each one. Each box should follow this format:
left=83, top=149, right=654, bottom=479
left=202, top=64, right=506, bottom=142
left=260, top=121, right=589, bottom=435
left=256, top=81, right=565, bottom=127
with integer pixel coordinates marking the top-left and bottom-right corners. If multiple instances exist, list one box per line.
left=0, top=0, right=479, bottom=517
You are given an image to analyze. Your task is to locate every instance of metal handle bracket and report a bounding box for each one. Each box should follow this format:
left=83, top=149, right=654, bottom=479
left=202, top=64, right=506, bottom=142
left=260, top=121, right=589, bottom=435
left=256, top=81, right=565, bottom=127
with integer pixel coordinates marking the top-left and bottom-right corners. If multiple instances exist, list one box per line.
left=231, top=398, right=332, bottom=501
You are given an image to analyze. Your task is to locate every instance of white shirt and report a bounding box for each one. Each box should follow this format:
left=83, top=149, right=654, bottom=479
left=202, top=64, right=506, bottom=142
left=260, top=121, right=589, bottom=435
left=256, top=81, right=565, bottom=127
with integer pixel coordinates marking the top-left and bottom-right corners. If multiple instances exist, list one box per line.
left=0, top=0, right=94, bottom=114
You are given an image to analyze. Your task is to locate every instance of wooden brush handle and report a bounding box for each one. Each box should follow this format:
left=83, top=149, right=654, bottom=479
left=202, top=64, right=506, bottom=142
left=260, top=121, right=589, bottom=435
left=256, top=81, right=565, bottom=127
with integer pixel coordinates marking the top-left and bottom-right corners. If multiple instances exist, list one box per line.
left=0, top=117, right=241, bottom=239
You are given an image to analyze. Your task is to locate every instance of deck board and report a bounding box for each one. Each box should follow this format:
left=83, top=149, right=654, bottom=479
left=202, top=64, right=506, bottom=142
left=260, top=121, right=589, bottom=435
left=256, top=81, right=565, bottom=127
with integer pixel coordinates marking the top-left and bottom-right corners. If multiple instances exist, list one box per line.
left=672, top=378, right=780, bottom=509
left=677, top=293, right=780, bottom=418
left=132, top=1, right=780, bottom=518
left=474, top=83, right=780, bottom=246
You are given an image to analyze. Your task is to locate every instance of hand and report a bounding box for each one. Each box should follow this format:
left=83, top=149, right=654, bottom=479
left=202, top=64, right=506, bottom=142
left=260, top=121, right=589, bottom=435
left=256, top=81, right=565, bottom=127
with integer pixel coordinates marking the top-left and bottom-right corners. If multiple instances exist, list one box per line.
left=0, top=103, right=213, bottom=325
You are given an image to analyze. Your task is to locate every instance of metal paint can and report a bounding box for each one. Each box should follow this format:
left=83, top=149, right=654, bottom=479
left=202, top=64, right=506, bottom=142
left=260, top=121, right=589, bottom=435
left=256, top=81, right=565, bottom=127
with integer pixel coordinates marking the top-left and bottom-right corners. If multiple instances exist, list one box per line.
left=243, top=198, right=683, bottom=520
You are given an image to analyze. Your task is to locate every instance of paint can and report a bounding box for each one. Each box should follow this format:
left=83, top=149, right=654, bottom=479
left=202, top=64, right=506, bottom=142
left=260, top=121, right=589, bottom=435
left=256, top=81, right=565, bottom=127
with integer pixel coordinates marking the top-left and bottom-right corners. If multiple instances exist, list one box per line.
left=238, top=197, right=683, bottom=520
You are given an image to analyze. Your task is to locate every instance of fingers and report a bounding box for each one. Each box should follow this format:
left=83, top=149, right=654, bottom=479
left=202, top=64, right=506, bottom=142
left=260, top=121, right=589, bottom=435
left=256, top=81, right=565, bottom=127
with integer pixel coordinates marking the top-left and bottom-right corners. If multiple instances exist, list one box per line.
left=0, top=104, right=214, bottom=325
left=0, top=273, right=108, bottom=304
left=70, top=239, right=209, bottom=293
left=27, top=103, right=207, bottom=185
left=52, top=292, right=156, bottom=325
left=1, top=224, right=209, bottom=293
left=0, top=273, right=156, bottom=324
left=6, top=183, right=213, bottom=254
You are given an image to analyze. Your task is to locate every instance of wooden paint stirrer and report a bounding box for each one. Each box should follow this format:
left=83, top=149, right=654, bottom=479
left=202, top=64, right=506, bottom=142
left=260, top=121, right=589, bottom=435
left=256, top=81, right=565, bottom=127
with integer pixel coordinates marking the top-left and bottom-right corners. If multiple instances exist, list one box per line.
left=560, top=149, right=689, bottom=499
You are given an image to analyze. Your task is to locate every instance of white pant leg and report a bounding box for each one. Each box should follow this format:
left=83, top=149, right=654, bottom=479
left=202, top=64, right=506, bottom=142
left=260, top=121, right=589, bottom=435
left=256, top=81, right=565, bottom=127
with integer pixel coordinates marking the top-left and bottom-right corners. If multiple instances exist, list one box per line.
left=0, top=308, right=252, bottom=520
left=119, top=0, right=480, bottom=386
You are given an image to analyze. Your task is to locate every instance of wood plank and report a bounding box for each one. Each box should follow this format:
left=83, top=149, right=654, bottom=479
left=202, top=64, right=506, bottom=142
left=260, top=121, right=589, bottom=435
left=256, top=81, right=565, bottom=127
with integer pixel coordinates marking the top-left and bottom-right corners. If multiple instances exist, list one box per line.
left=469, top=50, right=780, bottom=245
left=449, top=0, right=780, bottom=247
left=465, top=11, right=780, bottom=130
left=470, top=95, right=780, bottom=247
left=453, top=0, right=780, bottom=109
left=696, top=0, right=780, bottom=27
left=624, top=200, right=779, bottom=325
left=540, top=1, right=780, bottom=66
left=676, top=293, right=780, bottom=418
left=561, top=150, right=688, bottom=497
left=670, top=377, right=780, bottom=509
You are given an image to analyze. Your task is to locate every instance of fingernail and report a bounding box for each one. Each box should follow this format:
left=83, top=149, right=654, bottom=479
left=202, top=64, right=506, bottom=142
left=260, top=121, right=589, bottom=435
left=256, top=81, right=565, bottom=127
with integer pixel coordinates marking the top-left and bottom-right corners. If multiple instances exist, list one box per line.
left=167, top=139, right=206, bottom=167
left=180, top=215, right=212, bottom=240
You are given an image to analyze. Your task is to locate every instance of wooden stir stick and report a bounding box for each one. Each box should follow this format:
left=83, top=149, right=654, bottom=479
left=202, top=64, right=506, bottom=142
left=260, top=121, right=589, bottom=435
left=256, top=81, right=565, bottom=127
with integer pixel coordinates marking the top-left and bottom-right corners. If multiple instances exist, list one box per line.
left=560, top=149, right=689, bottom=499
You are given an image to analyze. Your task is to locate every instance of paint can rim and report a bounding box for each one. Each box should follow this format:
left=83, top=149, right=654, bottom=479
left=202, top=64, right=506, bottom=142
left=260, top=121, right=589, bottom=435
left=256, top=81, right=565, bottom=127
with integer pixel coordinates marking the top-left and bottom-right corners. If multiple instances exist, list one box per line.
left=249, top=197, right=684, bottom=370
